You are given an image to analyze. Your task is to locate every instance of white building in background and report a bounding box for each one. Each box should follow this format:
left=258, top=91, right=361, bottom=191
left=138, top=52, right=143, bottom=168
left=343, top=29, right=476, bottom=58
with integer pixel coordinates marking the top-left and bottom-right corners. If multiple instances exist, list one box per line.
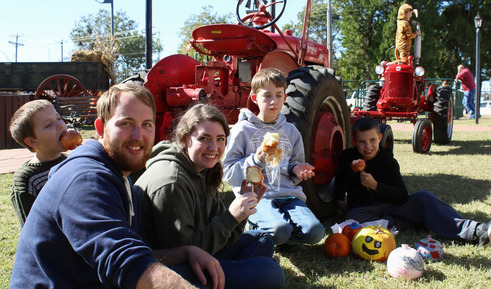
left=480, top=80, right=491, bottom=115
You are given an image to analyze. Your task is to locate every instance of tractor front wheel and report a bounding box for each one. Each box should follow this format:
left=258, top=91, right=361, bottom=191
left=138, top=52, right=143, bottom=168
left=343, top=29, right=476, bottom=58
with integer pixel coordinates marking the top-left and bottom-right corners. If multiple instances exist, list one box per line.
left=433, top=85, right=453, bottom=145
left=412, top=119, right=432, bottom=153
left=284, top=66, right=351, bottom=222
left=380, top=123, right=394, bottom=151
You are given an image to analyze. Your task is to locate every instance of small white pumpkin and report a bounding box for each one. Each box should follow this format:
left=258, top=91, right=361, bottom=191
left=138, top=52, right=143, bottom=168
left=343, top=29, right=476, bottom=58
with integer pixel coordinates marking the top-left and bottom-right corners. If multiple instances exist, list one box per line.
left=387, top=244, right=424, bottom=280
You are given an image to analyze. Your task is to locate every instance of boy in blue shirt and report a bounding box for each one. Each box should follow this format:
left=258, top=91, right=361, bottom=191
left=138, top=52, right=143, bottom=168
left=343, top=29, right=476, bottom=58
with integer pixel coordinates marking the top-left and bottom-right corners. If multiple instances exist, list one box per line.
left=223, top=68, right=324, bottom=251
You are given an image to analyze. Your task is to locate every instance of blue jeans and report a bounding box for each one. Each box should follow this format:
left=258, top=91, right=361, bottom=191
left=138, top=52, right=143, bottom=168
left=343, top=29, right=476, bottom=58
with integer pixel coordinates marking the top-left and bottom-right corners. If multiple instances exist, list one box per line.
left=173, top=230, right=285, bottom=289
left=346, top=191, right=479, bottom=240
left=463, top=88, right=477, bottom=118
left=248, top=197, right=325, bottom=245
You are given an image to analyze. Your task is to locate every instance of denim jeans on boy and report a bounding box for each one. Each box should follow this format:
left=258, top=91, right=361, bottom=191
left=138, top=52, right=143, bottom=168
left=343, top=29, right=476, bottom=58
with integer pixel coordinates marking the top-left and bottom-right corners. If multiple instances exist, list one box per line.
left=248, top=197, right=325, bottom=245
left=172, top=230, right=285, bottom=289
left=346, top=190, right=479, bottom=240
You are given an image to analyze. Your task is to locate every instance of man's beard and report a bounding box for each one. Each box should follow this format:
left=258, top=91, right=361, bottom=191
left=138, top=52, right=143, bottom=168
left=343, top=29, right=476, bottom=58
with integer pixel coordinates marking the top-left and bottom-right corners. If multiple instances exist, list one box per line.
left=104, top=139, right=151, bottom=173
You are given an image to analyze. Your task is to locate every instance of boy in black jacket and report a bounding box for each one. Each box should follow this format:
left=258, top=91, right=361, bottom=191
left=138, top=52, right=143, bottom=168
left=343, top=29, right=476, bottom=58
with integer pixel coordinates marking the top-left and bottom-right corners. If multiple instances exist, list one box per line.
left=335, top=117, right=490, bottom=246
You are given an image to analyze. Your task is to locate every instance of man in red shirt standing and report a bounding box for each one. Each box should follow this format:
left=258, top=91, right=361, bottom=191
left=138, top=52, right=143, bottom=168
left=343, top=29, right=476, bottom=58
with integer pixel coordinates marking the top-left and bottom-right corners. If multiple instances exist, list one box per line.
left=455, top=64, right=477, bottom=119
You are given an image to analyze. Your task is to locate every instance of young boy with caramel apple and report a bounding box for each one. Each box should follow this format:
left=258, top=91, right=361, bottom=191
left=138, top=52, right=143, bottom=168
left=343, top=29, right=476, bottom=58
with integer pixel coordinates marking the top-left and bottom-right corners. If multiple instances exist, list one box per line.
left=335, top=117, right=490, bottom=246
left=9, top=99, right=81, bottom=227
left=223, top=68, right=325, bottom=251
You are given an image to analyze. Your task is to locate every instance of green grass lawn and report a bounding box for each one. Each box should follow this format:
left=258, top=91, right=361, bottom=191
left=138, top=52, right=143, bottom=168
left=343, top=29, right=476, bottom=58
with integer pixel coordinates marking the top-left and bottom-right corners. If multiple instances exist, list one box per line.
left=1, top=117, right=490, bottom=288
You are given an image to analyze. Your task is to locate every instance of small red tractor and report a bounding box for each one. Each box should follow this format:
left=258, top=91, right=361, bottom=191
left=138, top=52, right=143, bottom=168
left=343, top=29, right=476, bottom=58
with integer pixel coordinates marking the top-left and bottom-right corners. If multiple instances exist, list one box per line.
left=351, top=20, right=454, bottom=153
left=124, top=0, right=350, bottom=221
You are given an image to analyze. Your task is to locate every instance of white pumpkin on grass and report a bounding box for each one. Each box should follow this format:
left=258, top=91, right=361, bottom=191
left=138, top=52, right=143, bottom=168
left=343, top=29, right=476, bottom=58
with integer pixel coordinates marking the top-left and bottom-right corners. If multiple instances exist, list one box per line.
left=387, top=244, right=424, bottom=280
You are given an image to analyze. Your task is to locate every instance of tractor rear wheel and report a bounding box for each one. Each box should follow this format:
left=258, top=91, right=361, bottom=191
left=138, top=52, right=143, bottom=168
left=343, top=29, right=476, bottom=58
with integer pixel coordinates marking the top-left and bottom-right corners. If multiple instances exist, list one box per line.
left=433, top=86, right=453, bottom=145
left=412, top=119, right=432, bottom=153
left=284, top=66, right=351, bottom=222
left=362, top=84, right=381, bottom=111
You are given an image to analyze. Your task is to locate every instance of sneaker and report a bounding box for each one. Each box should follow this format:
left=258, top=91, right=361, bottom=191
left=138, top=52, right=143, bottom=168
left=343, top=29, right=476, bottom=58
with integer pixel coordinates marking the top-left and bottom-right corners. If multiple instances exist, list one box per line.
left=475, top=222, right=491, bottom=247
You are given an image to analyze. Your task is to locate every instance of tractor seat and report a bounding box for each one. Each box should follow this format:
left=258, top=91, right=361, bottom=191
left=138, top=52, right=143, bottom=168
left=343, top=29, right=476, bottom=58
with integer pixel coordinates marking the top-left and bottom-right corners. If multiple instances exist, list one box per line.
left=191, top=24, right=277, bottom=57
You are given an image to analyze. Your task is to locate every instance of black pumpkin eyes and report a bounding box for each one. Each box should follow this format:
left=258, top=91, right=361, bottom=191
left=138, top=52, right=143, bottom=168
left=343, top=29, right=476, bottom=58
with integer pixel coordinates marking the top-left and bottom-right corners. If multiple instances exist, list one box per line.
left=365, top=236, right=382, bottom=248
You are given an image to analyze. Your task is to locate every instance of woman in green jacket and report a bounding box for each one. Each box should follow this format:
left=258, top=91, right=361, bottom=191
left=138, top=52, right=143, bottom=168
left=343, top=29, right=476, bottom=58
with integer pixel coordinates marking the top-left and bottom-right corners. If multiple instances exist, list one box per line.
left=135, top=104, right=285, bottom=289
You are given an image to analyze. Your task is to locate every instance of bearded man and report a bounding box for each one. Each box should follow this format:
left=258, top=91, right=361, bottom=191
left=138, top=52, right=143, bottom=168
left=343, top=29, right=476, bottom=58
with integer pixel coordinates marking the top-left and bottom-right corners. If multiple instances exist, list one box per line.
left=10, top=84, right=225, bottom=289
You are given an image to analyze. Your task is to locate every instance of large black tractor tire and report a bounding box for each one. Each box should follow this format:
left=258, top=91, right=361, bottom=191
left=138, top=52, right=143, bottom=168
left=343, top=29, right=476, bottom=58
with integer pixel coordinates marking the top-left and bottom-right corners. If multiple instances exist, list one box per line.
left=380, top=123, right=394, bottom=151
left=362, top=84, right=381, bottom=111
left=121, top=69, right=150, bottom=86
left=283, top=66, right=351, bottom=222
left=433, top=86, right=454, bottom=145
left=412, top=118, right=433, bottom=153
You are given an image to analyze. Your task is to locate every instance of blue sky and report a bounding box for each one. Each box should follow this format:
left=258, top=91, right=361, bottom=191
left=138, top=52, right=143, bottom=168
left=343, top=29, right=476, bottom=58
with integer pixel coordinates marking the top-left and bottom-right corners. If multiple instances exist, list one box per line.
left=0, top=0, right=305, bottom=63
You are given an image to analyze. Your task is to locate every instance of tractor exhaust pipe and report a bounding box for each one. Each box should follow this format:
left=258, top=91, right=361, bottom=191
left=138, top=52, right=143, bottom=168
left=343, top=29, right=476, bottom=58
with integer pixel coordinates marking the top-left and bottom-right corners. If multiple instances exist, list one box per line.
left=412, top=20, right=421, bottom=65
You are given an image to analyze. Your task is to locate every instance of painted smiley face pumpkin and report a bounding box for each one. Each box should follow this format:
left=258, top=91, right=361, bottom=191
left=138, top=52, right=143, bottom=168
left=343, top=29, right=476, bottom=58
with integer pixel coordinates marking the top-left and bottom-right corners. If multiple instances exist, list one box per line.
left=352, top=225, right=396, bottom=261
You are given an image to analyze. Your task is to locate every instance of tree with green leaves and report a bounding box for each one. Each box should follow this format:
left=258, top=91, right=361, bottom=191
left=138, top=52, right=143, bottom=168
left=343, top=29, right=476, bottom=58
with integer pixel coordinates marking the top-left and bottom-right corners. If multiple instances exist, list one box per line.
left=284, top=0, right=490, bottom=81
left=177, top=5, right=234, bottom=63
left=70, top=9, right=163, bottom=82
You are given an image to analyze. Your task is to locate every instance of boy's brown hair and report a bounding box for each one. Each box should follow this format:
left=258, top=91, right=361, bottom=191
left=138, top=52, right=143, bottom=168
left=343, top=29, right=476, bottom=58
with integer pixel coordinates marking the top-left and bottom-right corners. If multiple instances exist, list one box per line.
left=352, top=117, right=380, bottom=140
left=9, top=99, right=54, bottom=152
left=251, top=68, right=287, bottom=95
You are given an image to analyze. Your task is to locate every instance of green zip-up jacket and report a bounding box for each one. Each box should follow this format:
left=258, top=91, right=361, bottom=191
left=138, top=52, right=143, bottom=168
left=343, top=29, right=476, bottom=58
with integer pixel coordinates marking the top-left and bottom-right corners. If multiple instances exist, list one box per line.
left=135, top=141, right=245, bottom=255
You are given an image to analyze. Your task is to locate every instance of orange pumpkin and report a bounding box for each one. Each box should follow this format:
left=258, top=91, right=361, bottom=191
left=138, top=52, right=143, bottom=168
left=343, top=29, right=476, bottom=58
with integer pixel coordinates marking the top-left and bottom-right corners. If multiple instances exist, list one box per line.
left=324, top=233, right=351, bottom=258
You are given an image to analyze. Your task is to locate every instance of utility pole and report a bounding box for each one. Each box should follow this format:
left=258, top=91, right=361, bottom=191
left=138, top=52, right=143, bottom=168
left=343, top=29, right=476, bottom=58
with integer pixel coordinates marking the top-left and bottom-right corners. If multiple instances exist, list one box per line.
left=61, top=39, right=64, bottom=62
left=326, top=0, right=333, bottom=68
left=145, top=0, right=152, bottom=69
left=9, top=34, right=24, bottom=62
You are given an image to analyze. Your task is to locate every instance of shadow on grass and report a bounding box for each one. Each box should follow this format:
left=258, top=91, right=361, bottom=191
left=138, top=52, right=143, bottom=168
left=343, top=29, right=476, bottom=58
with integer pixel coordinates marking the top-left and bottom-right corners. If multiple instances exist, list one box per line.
left=393, top=139, right=491, bottom=156
left=404, top=174, right=491, bottom=206
left=431, top=140, right=491, bottom=156
left=280, top=244, right=375, bottom=288
left=439, top=251, right=491, bottom=269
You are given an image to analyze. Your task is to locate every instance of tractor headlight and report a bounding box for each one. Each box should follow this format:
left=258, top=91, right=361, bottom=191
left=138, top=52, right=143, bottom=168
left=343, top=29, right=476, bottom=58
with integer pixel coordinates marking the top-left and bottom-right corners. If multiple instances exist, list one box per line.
left=415, top=66, right=425, bottom=77
left=375, top=65, right=384, bottom=75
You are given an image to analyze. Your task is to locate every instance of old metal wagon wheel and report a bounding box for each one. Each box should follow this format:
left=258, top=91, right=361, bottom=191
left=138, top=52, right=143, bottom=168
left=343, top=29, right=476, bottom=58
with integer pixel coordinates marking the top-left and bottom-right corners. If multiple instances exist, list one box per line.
left=35, top=74, right=88, bottom=101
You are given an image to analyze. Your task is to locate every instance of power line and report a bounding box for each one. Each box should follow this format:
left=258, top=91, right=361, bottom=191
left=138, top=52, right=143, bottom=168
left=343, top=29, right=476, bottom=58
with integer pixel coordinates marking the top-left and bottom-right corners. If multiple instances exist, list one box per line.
left=8, top=34, right=24, bottom=62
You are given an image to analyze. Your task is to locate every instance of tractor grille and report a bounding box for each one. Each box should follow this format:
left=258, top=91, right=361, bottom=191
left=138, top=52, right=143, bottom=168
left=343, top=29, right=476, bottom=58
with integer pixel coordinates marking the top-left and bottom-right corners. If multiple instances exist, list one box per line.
left=387, top=72, right=412, bottom=99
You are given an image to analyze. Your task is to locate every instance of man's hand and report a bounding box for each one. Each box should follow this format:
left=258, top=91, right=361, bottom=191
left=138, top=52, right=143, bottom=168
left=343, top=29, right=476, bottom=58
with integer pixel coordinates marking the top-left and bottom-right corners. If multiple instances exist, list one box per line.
left=186, top=246, right=225, bottom=289
left=292, top=163, right=315, bottom=182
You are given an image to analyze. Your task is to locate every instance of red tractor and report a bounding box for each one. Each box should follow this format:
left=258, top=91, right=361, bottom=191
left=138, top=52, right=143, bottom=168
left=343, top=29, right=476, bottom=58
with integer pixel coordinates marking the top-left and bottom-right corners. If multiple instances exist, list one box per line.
left=125, top=0, right=350, bottom=222
left=351, top=21, right=454, bottom=153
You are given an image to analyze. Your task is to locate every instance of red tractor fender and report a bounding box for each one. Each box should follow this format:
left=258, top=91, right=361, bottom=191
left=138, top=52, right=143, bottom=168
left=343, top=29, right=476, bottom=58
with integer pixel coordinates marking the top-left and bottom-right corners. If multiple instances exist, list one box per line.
left=247, top=50, right=300, bottom=114
left=144, top=54, right=200, bottom=141
left=259, top=50, right=299, bottom=76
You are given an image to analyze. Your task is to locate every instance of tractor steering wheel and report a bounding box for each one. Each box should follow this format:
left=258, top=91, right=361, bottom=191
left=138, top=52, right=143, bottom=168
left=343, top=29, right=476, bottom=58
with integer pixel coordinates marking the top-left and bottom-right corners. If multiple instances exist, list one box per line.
left=236, top=0, right=287, bottom=30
